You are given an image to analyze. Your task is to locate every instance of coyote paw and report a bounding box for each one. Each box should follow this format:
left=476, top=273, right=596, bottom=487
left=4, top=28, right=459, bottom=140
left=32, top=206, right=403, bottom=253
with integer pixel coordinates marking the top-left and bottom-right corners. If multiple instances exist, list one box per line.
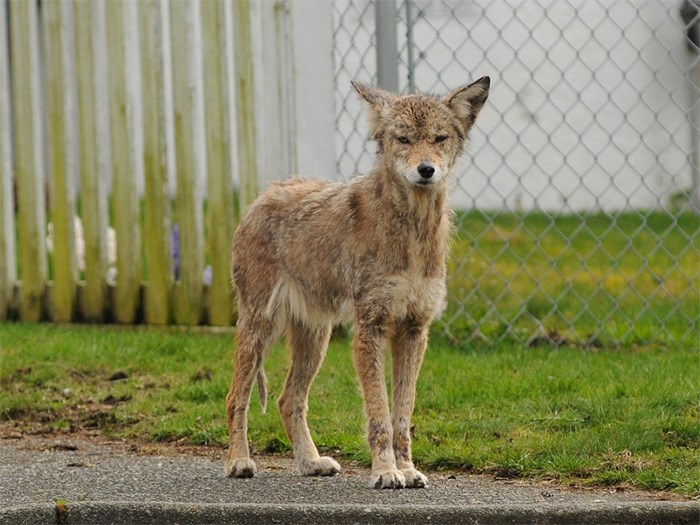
left=401, top=467, right=428, bottom=488
left=225, top=457, right=257, bottom=478
left=300, top=456, right=342, bottom=477
left=371, top=468, right=406, bottom=489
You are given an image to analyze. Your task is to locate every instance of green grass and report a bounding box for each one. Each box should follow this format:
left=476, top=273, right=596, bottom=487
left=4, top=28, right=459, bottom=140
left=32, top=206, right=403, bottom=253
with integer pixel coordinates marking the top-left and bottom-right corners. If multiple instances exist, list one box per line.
left=1, top=323, right=698, bottom=497
left=446, top=210, right=699, bottom=344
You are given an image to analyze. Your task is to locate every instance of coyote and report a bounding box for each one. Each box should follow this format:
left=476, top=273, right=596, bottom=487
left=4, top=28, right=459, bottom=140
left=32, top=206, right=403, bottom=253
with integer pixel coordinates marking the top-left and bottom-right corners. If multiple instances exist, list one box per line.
left=225, top=77, right=490, bottom=489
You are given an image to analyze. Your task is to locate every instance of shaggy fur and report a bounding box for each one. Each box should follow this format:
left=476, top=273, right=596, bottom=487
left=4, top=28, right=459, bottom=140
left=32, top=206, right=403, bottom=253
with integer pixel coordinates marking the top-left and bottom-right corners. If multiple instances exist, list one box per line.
left=225, top=78, right=490, bottom=489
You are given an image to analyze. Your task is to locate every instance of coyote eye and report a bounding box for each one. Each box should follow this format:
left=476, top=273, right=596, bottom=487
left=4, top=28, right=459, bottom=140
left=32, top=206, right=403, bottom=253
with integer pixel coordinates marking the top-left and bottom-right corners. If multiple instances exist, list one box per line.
left=435, top=135, right=448, bottom=144
left=397, top=136, right=410, bottom=144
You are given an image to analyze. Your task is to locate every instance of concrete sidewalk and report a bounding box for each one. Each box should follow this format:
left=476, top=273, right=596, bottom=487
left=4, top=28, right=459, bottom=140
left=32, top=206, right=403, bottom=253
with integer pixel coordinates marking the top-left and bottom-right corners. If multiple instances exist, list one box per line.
left=1, top=435, right=697, bottom=524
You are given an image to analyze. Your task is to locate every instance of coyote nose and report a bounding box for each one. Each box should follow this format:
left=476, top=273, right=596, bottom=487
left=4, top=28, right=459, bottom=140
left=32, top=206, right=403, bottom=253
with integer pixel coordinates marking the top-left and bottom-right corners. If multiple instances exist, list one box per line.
left=417, top=164, right=435, bottom=179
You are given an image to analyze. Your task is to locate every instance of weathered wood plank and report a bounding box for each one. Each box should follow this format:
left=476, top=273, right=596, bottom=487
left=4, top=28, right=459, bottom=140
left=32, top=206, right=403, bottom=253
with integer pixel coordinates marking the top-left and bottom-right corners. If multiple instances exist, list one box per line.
left=139, top=0, right=172, bottom=325
left=170, top=0, right=204, bottom=325
left=43, top=0, right=78, bottom=322
left=232, top=0, right=258, bottom=214
left=201, top=0, right=234, bottom=326
left=0, top=0, right=16, bottom=320
left=74, top=0, right=109, bottom=322
left=9, top=0, right=47, bottom=321
left=105, top=0, right=141, bottom=323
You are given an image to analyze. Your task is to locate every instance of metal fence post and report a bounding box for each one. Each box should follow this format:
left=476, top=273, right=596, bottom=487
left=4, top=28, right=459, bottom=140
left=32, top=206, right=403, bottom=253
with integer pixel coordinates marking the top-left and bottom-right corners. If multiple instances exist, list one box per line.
left=405, top=0, right=416, bottom=93
left=691, top=62, right=700, bottom=212
left=375, top=0, right=399, bottom=92
left=681, top=0, right=700, bottom=212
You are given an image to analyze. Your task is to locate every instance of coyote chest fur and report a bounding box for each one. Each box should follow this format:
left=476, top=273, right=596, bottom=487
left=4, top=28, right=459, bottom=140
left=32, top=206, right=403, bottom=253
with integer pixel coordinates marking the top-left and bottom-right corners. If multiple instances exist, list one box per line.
left=226, top=77, right=490, bottom=489
left=240, top=174, right=450, bottom=332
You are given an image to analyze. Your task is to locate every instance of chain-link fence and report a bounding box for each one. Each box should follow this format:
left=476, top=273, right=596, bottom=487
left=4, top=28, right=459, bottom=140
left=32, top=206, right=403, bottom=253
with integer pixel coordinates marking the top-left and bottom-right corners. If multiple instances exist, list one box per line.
left=333, top=0, right=700, bottom=346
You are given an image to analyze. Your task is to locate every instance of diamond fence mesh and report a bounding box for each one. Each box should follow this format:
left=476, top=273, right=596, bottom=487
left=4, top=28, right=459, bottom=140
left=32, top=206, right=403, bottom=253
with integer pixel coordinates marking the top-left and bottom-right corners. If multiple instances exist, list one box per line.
left=333, top=0, right=700, bottom=346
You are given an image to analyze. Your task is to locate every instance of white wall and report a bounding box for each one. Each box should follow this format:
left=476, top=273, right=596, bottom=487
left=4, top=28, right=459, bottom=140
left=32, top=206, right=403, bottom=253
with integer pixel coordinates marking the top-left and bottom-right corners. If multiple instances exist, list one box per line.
left=334, top=0, right=697, bottom=211
left=251, top=0, right=337, bottom=185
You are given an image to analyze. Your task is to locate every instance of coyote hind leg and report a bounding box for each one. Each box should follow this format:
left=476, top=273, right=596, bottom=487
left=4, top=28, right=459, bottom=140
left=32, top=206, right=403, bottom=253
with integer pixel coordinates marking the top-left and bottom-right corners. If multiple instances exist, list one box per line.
left=278, top=320, right=341, bottom=476
left=225, top=316, right=273, bottom=478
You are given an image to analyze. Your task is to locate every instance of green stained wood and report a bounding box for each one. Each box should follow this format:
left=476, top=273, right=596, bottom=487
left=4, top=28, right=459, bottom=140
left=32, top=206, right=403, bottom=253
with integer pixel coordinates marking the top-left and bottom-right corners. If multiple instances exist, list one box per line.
left=105, top=0, right=141, bottom=323
left=170, top=0, right=204, bottom=325
left=232, top=0, right=258, bottom=213
left=0, top=0, right=16, bottom=320
left=140, top=0, right=172, bottom=325
left=201, top=0, right=234, bottom=326
left=43, top=0, right=78, bottom=322
left=9, top=0, right=47, bottom=321
left=74, top=0, right=108, bottom=322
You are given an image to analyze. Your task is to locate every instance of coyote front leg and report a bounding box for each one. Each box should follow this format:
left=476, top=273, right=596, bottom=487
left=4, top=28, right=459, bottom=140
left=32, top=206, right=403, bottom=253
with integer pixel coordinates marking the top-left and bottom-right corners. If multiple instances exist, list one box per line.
left=391, top=319, right=430, bottom=488
left=353, top=319, right=406, bottom=489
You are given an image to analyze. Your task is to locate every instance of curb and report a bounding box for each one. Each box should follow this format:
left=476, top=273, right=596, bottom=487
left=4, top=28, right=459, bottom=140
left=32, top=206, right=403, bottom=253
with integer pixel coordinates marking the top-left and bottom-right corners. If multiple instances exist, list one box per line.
left=2, top=501, right=698, bottom=525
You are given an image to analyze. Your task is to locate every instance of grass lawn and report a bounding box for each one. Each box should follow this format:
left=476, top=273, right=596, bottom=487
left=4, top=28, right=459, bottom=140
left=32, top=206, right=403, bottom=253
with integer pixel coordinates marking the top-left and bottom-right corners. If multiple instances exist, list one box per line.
left=446, top=210, right=699, bottom=345
left=1, top=322, right=698, bottom=497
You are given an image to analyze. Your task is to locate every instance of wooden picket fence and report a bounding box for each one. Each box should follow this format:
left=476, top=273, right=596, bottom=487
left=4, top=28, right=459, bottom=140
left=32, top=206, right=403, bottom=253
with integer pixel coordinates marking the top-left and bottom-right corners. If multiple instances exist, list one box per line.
left=0, top=0, right=260, bottom=326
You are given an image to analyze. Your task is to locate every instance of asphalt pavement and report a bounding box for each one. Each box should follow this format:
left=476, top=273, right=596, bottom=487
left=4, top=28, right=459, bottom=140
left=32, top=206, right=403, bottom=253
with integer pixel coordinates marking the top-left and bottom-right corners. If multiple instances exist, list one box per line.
left=1, top=434, right=697, bottom=524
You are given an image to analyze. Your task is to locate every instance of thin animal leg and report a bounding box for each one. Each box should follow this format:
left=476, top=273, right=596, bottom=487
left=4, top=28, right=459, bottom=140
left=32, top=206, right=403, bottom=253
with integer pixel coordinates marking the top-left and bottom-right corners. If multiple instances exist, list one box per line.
left=391, top=319, right=429, bottom=488
left=278, top=320, right=340, bottom=476
left=353, top=322, right=405, bottom=489
left=225, top=316, right=273, bottom=478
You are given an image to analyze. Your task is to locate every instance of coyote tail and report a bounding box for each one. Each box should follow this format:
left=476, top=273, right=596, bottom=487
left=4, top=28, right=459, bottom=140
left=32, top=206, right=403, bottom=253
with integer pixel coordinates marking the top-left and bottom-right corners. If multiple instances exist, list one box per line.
left=257, top=367, right=268, bottom=413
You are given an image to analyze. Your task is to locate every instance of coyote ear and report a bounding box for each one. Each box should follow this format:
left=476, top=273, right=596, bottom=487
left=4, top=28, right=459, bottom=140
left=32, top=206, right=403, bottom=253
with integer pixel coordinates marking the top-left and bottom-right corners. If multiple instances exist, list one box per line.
left=351, top=80, right=395, bottom=107
left=351, top=80, right=395, bottom=146
left=445, top=76, right=490, bottom=130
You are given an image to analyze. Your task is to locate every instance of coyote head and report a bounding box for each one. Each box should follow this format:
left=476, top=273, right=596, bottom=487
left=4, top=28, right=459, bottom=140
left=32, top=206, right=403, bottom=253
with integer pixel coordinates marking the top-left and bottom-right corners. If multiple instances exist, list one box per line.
left=352, top=77, right=490, bottom=188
